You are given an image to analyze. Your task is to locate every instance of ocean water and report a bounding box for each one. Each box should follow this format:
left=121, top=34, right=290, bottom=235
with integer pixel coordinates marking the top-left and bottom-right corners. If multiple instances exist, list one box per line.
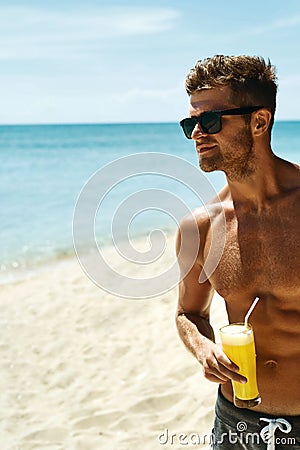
left=0, top=121, right=299, bottom=281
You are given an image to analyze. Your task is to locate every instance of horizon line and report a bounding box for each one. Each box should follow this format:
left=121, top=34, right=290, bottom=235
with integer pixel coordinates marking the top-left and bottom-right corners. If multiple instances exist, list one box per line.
left=1, top=119, right=300, bottom=127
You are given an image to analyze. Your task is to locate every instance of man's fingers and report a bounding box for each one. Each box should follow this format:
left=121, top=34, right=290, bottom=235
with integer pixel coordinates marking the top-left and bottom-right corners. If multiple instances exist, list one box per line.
left=214, top=346, right=248, bottom=382
left=203, top=351, right=247, bottom=384
left=202, top=361, right=229, bottom=383
left=205, top=373, right=229, bottom=384
left=216, top=359, right=247, bottom=384
left=214, top=345, right=240, bottom=371
left=202, top=356, right=232, bottom=383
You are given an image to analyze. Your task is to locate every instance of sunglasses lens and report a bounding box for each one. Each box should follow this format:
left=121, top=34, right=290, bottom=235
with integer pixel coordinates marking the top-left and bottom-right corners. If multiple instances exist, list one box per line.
left=180, top=118, right=197, bottom=139
left=180, top=112, right=222, bottom=138
left=201, top=112, right=221, bottom=134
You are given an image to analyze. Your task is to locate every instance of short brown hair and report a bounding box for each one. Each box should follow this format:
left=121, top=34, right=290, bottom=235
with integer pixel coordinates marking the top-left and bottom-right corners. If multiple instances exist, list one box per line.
left=185, top=55, right=278, bottom=131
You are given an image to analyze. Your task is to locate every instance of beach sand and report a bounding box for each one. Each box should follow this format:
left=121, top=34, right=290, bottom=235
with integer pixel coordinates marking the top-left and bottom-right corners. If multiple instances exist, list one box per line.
left=0, top=233, right=227, bottom=450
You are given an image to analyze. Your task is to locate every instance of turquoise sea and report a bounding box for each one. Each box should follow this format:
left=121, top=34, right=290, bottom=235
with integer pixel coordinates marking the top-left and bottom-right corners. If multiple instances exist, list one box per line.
left=0, top=121, right=299, bottom=282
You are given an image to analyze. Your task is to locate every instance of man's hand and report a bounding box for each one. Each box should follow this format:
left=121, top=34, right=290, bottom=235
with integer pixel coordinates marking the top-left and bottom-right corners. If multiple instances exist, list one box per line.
left=198, top=340, right=247, bottom=384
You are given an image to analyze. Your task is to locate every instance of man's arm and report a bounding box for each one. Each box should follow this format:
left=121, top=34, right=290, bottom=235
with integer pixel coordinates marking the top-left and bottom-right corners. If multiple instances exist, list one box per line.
left=175, top=212, right=246, bottom=385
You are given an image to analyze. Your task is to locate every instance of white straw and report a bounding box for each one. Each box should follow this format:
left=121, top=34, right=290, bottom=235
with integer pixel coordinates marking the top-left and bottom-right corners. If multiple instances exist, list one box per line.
left=244, top=297, right=260, bottom=326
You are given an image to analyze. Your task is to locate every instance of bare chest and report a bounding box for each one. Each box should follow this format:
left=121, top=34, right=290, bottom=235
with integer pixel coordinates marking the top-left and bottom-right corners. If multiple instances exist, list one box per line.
left=207, top=206, right=300, bottom=299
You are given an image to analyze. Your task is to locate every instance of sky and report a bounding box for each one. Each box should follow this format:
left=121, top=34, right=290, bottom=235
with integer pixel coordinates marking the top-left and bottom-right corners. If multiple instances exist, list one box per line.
left=1, top=0, right=300, bottom=124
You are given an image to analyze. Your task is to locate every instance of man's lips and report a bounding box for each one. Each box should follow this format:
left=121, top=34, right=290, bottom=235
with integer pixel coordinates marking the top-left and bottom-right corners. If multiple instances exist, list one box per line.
left=196, top=143, right=218, bottom=154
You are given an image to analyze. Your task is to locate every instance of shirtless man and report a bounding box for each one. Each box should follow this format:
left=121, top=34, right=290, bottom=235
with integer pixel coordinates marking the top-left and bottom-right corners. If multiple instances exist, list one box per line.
left=176, top=55, right=300, bottom=449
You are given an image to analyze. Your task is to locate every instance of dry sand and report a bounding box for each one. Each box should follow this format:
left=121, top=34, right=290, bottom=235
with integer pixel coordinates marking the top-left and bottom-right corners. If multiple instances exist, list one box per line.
left=0, top=233, right=227, bottom=450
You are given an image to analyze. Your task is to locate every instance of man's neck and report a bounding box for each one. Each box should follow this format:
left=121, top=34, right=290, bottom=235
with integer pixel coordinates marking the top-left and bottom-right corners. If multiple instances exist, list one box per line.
left=225, top=149, right=282, bottom=213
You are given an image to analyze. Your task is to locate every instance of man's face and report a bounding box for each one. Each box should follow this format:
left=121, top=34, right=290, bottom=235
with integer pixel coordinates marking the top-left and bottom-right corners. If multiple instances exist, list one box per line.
left=189, top=86, right=254, bottom=181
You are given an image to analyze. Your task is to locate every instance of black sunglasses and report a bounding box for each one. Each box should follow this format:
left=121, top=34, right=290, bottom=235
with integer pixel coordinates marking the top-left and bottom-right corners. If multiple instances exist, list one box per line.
left=180, top=105, right=263, bottom=139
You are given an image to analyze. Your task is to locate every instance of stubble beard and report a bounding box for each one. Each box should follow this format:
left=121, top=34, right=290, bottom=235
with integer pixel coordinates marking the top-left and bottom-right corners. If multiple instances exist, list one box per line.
left=199, top=126, right=255, bottom=182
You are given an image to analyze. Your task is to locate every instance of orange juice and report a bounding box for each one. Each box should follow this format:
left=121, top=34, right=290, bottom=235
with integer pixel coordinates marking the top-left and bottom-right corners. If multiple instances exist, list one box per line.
left=220, top=323, right=261, bottom=408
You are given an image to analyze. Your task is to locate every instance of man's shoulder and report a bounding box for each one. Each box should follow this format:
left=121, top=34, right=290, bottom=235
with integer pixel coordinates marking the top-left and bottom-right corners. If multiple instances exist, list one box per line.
left=179, top=185, right=230, bottom=233
left=291, top=160, right=300, bottom=171
left=278, top=157, right=300, bottom=185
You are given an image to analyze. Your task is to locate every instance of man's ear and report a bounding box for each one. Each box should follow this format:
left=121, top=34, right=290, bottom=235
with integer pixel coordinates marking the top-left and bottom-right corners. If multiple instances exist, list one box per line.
left=252, top=109, right=272, bottom=136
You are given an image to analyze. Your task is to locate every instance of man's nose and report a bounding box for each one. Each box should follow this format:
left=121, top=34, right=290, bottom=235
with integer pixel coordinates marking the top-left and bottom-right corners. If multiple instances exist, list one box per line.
left=191, top=122, right=208, bottom=140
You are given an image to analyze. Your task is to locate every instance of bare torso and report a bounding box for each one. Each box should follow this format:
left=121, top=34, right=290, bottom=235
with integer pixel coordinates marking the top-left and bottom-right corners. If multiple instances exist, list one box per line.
left=203, top=178, right=300, bottom=414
